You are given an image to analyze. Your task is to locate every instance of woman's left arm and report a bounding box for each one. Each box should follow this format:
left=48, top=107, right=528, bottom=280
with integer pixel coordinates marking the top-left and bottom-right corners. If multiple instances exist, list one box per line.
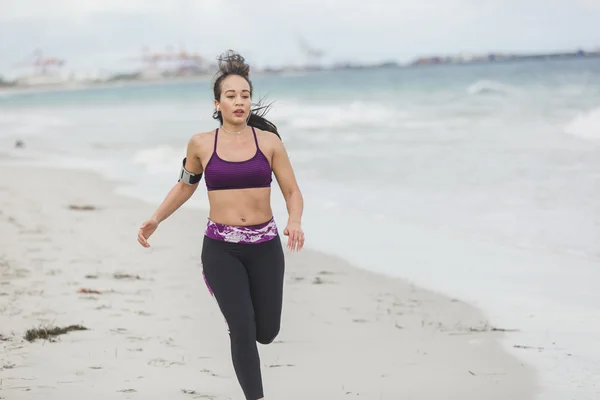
left=271, top=138, right=304, bottom=252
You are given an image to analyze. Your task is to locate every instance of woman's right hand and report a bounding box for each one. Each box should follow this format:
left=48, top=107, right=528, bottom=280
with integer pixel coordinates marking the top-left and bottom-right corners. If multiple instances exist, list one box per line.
left=138, top=218, right=159, bottom=248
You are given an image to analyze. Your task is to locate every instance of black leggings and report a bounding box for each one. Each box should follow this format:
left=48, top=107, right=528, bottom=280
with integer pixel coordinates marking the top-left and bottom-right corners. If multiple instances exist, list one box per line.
left=201, top=235, right=285, bottom=400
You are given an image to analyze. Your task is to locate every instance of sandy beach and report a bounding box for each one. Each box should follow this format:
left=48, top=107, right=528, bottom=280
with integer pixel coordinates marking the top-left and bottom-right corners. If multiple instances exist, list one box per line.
left=0, top=164, right=538, bottom=400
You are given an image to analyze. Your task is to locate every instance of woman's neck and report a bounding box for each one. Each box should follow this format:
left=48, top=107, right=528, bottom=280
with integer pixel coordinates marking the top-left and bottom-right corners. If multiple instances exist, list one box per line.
left=221, top=121, right=248, bottom=135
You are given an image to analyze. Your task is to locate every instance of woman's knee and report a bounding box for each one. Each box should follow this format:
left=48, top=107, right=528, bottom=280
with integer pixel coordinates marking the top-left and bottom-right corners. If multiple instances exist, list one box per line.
left=256, top=323, right=280, bottom=345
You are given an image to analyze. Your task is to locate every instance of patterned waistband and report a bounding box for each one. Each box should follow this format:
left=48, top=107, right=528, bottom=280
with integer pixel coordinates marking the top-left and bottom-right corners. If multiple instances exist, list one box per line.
left=204, top=217, right=278, bottom=244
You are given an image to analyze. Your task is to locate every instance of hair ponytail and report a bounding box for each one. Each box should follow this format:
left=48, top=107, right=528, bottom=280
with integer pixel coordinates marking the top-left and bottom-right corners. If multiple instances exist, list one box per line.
left=247, top=99, right=280, bottom=140
left=212, top=50, right=281, bottom=140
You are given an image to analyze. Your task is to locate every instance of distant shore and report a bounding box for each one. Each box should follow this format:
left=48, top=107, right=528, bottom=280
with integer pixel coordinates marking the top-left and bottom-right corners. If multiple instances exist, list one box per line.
left=2, top=48, right=599, bottom=93
left=409, top=48, right=600, bottom=66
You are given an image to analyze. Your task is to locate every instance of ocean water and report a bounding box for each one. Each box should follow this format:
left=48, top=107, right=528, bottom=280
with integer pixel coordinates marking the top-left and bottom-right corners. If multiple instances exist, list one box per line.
left=1, top=58, right=600, bottom=399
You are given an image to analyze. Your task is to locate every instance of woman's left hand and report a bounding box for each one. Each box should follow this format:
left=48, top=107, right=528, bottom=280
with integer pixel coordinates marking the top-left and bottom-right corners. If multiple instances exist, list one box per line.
left=283, top=221, right=304, bottom=252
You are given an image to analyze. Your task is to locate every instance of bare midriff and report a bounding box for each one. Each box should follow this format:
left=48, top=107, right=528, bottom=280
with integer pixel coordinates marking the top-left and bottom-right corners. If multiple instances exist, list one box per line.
left=207, top=187, right=273, bottom=226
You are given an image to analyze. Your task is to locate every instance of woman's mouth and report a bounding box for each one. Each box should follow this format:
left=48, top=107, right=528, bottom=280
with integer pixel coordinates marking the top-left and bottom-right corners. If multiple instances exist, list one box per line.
left=234, top=110, right=244, bottom=117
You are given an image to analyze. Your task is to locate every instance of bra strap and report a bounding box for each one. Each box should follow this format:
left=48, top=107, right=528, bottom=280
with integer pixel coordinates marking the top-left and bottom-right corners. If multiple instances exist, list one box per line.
left=251, top=126, right=259, bottom=147
left=213, top=128, right=219, bottom=152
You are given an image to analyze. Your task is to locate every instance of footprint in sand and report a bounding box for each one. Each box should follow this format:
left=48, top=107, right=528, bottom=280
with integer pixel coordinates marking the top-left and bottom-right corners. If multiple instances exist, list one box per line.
left=1, top=363, right=16, bottom=371
left=147, top=358, right=185, bottom=367
left=7, top=216, right=23, bottom=228
left=126, top=336, right=150, bottom=343
left=199, top=368, right=221, bottom=377
left=267, top=363, right=295, bottom=368
left=312, top=277, right=332, bottom=285
left=318, top=270, right=335, bottom=276
left=181, top=389, right=228, bottom=399
left=113, top=273, right=143, bottom=281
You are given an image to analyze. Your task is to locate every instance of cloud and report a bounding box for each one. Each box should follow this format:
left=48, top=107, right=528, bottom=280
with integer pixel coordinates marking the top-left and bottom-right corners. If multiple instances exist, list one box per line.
left=2, top=0, right=178, bottom=21
left=579, top=0, right=600, bottom=9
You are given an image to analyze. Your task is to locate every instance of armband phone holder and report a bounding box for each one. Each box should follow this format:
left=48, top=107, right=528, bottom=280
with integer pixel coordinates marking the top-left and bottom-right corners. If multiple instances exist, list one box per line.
left=178, top=157, right=202, bottom=185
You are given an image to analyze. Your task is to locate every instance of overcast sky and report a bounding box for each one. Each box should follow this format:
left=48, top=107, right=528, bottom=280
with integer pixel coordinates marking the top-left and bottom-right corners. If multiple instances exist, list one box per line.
left=1, top=0, right=600, bottom=76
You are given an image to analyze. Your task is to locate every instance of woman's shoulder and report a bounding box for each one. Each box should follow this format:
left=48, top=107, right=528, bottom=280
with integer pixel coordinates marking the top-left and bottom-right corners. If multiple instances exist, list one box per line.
left=254, top=127, right=282, bottom=146
left=188, top=129, right=216, bottom=148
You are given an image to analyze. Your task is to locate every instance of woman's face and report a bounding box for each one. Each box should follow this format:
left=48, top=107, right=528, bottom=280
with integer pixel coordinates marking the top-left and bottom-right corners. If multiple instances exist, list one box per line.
left=216, top=75, right=252, bottom=125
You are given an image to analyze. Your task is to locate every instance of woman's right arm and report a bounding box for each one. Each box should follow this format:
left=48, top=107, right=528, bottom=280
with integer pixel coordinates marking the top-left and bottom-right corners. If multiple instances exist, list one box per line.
left=151, top=135, right=204, bottom=223
left=138, top=135, right=204, bottom=247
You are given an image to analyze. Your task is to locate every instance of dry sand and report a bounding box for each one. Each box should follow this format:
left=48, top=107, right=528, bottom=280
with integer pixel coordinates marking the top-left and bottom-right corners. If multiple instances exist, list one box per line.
left=0, top=165, right=538, bottom=399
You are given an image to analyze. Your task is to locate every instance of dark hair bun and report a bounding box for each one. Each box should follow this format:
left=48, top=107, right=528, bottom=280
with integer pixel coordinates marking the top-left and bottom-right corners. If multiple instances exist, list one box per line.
left=217, top=50, right=250, bottom=79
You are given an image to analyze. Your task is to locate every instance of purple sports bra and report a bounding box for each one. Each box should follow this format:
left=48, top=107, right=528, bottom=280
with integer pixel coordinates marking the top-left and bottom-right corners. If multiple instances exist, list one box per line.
left=204, top=126, right=273, bottom=191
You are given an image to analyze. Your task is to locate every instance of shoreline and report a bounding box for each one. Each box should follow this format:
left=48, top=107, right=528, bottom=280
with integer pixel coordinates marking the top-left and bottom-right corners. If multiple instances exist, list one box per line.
left=0, top=163, right=538, bottom=399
